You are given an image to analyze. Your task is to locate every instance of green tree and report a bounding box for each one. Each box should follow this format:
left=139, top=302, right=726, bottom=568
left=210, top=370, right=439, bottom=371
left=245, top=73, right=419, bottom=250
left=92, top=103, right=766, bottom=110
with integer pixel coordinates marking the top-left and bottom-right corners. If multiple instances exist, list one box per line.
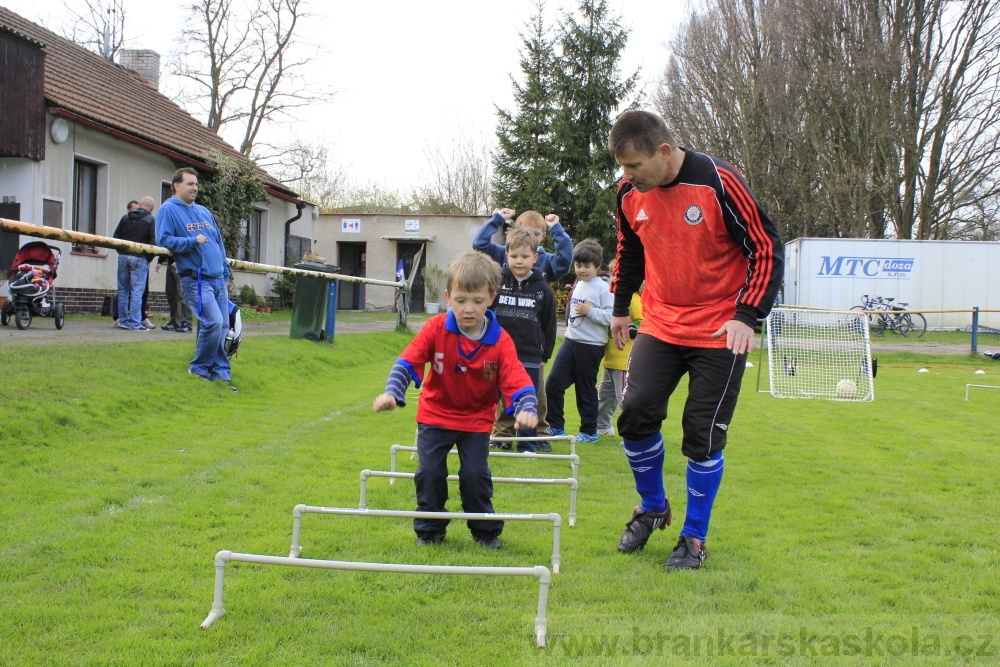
left=492, top=0, right=637, bottom=256
left=492, top=1, right=564, bottom=223
left=196, top=151, right=269, bottom=257
left=552, top=0, right=638, bottom=252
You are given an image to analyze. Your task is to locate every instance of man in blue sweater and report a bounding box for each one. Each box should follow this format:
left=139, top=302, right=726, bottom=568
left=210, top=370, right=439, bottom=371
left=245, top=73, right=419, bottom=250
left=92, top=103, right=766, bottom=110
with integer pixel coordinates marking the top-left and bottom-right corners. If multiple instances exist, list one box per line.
left=155, top=167, right=237, bottom=392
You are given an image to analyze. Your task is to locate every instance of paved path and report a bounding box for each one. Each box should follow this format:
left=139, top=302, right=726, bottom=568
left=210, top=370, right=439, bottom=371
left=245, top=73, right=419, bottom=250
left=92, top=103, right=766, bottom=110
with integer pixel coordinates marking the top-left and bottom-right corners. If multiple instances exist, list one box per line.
left=0, top=314, right=972, bottom=355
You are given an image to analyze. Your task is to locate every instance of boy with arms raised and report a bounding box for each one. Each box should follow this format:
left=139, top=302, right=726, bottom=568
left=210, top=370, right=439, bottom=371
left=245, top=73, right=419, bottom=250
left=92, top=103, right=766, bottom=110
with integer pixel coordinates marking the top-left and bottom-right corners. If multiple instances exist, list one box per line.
left=545, top=239, right=614, bottom=444
left=373, top=251, right=538, bottom=549
left=489, top=229, right=557, bottom=453
left=473, top=208, right=573, bottom=281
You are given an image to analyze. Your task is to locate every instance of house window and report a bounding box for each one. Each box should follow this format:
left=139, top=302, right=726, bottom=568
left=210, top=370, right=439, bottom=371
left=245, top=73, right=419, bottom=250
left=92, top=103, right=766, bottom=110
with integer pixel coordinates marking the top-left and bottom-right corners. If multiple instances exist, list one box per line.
left=161, top=182, right=172, bottom=204
left=238, top=210, right=262, bottom=262
left=42, top=198, right=64, bottom=229
left=73, top=160, right=98, bottom=235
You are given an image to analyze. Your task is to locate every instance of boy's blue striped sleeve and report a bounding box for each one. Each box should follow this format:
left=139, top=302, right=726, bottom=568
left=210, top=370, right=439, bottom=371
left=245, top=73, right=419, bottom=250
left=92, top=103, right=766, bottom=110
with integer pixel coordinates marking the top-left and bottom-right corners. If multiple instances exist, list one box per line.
left=509, top=387, right=538, bottom=416
left=384, top=361, right=413, bottom=406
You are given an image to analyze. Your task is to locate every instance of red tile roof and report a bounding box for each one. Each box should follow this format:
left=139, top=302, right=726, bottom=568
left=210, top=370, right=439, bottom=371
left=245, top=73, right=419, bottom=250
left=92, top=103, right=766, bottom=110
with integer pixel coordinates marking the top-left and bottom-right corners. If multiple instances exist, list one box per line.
left=0, top=7, right=298, bottom=200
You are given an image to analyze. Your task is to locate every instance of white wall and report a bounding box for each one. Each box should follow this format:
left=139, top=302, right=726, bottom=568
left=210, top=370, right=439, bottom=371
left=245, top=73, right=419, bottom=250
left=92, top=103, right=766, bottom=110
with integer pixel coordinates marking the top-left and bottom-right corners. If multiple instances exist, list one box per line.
left=4, top=112, right=299, bottom=297
left=314, top=213, right=488, bottom=310
left=784, top=238, right=1000, bottom=329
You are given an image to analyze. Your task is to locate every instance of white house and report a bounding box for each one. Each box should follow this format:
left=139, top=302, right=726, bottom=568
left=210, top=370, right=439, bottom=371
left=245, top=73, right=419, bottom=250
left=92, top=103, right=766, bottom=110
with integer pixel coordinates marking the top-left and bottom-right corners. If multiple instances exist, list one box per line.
left=0, top=8, right=314, bottom=312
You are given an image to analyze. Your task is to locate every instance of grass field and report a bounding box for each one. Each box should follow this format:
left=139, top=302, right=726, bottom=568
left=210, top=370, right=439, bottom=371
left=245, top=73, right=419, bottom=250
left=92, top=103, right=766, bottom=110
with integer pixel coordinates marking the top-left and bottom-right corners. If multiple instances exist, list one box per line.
left=1, top=329, right=998, bottom=665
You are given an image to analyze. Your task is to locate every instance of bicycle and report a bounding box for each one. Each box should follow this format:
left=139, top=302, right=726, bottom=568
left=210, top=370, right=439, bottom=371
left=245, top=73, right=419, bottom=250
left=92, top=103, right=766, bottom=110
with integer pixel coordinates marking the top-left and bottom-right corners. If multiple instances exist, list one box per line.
left=851, top=295, right=926, bottom=338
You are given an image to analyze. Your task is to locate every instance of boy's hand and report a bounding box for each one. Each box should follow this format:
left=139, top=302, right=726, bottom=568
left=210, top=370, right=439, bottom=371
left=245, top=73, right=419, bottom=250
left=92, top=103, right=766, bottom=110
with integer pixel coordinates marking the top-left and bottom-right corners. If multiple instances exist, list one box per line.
left=544, top=214, right=559, bottom=228
left=514, top=411, right=538, bottom=430
left=575, top=301, right=592, bottom=317
left=499, top=208, right=516, bottom=220
left=373, top=394, right=397, bottom=412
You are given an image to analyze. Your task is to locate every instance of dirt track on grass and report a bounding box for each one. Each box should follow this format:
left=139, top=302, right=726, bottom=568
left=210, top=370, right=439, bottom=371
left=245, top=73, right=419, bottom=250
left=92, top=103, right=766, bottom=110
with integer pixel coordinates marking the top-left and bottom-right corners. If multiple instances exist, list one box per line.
left=0, top=314, right=429, bottom=347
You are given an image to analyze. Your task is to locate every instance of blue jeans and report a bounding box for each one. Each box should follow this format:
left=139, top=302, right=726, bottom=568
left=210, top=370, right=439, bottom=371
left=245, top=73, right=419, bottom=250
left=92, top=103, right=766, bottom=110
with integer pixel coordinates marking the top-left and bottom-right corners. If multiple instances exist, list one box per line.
left=180, top=274, right=231, bottom=381
left=117, top=255, right=148, bottom=330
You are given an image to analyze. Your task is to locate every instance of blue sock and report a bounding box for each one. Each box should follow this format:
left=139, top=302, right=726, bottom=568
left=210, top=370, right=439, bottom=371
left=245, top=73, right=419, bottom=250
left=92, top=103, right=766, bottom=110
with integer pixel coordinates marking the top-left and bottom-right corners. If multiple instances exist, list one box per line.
left=623, top=433, right=666, bottom=513
left=680, top=450, right=724, bottom=541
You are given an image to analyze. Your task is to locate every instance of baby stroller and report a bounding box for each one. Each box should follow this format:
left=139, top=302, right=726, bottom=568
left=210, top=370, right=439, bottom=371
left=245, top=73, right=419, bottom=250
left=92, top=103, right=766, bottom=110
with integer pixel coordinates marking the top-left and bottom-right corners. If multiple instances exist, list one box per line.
left=1, top=241, right=65, bottom=330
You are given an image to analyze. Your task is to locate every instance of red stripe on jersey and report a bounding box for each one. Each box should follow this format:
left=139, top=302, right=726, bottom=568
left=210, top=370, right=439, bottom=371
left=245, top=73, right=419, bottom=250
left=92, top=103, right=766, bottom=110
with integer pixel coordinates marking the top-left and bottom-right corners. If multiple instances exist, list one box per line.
left=719, top=168, right=772, bottom=306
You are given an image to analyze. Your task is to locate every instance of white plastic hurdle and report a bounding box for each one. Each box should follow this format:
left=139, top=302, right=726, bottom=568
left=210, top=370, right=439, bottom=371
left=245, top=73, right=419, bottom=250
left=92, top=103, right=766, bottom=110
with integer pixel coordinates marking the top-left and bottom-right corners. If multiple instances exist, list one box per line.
left=360, top=469, right=579, bottom=527
left=389, top=443, right=580, bottom=482
left=199, top=550, right=553, bottom=647
left=393, top=435, right=578, bottom=482
left=288, top=505, right=563, bottom=573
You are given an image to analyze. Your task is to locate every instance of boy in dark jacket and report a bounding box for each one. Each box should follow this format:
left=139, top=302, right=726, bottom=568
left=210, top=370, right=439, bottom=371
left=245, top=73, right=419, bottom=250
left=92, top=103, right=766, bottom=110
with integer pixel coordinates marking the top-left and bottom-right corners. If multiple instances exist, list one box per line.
left=489, top=228, right=557, bottom=452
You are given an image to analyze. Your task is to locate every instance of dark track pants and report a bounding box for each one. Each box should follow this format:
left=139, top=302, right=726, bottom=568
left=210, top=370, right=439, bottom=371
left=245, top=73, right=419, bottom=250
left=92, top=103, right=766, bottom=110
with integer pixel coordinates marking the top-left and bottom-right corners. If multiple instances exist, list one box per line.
left=545, top=339, right=606, bottom=435
left=413, top=424, right=503, bottom=540
left=618, top=334, right=747, bottom=462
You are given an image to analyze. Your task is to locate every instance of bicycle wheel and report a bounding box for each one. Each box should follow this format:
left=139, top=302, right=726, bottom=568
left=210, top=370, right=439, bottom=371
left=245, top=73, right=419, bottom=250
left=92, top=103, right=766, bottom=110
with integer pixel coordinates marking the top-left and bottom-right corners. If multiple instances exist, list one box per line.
left=909, top=312, right=927, bottom=338
left=851, top=305, right=876, bottom=333
left=896, top=313, right=913, bottom=337
left=870, top=313, right=887, bottom=336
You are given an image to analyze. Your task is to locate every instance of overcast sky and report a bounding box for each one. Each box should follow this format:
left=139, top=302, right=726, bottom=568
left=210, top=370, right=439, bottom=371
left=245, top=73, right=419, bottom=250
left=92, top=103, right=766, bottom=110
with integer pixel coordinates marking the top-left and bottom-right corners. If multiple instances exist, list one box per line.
left=3, top=0, right=687, bottom=191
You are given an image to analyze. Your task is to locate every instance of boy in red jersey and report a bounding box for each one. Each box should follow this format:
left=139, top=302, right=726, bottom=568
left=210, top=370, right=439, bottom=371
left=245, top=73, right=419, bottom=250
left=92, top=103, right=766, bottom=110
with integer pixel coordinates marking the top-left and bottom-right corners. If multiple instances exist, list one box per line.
left=607, top=110, right=783, bottom=569
left=374, top=251, right=538, bottom=549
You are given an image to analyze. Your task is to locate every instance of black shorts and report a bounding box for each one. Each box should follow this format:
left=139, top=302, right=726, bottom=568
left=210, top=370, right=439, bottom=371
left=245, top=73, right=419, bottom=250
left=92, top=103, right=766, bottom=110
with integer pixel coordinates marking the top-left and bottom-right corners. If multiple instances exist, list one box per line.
left=618, top=334, right=747, bottom=461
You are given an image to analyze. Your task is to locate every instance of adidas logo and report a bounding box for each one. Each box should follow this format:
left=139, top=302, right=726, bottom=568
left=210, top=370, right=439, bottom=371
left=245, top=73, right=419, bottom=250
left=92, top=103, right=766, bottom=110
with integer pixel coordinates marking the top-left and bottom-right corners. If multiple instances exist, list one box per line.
left=635, top=209, right=649, bottom=221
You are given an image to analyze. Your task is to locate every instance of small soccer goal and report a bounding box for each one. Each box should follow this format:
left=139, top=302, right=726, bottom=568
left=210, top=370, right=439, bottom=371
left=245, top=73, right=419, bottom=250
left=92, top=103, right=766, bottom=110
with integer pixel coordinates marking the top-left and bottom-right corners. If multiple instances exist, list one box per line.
left=766, top=307, right=874, bottom=402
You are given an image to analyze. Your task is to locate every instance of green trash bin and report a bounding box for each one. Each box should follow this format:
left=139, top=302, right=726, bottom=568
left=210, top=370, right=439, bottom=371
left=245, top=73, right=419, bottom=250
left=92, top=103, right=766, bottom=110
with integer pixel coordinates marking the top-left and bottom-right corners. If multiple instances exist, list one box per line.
left=289, top=261, right=339, bottom=340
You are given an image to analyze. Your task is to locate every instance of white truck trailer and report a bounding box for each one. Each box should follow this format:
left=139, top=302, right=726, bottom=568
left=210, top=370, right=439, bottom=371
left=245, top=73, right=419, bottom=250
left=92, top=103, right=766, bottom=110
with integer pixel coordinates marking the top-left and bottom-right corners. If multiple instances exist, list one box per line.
left=783, top=238, right=1000, bottom=330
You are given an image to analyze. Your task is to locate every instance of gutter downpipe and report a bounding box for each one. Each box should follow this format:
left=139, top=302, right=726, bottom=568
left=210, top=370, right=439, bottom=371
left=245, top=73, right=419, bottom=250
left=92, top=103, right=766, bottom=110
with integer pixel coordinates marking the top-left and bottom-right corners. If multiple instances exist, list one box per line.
left=284, top=200, right=307, bottom=266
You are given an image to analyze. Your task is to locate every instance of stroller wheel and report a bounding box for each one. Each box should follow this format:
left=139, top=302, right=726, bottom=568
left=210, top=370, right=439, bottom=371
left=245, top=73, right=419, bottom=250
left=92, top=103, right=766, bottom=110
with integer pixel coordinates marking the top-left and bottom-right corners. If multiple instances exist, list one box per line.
left=0, top=299, right=12, bottom=326
left=55, top=304, right=65, bottom=329
left=15, top=307, right=31, bottom=330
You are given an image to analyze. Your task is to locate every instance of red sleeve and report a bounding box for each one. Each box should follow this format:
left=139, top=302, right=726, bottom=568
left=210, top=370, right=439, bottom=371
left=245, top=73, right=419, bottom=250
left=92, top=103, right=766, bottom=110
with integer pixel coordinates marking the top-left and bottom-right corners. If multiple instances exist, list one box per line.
left=714, top=160, right=784, bottom=324
left=398, top=316, right=441, bottom=386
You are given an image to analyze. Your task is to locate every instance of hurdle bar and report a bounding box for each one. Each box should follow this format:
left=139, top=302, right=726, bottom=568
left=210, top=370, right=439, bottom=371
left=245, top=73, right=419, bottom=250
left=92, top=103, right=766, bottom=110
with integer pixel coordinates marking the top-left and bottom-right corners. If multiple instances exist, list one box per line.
left=389, top=443, right=580, bottom=482
left=199, top=550, right=552, bottom=647
left=965, top=384, right=1000, bottom=400
left=288, top=505, right=562, bottom=573
left=360, top=469, right=578, bottom=527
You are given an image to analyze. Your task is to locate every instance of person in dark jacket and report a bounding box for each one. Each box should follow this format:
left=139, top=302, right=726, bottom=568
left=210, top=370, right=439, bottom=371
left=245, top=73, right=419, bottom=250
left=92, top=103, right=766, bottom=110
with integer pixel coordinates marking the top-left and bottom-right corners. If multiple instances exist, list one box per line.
left=489, top=228, right=557, bottom=452
left=112, top=197, right=156, bottom=331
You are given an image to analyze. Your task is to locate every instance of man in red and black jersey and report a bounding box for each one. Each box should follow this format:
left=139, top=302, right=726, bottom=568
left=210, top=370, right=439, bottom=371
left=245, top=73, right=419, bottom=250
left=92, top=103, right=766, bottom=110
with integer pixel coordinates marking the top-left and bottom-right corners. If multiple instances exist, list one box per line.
left=607, top=110, right=783, bottom=569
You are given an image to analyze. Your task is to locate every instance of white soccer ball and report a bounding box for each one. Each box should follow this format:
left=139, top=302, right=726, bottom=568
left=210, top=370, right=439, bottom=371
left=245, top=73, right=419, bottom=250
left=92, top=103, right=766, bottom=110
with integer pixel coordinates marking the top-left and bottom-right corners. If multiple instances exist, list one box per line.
left=836, top=379, right=858, bottom=399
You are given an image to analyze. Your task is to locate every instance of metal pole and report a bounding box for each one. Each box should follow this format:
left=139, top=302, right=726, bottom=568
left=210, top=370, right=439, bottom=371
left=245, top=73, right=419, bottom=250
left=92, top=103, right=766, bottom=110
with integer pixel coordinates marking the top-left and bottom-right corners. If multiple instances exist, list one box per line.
left=325, top=279, right=338, bottom=344
left=972, top=307, right=979, bottom=354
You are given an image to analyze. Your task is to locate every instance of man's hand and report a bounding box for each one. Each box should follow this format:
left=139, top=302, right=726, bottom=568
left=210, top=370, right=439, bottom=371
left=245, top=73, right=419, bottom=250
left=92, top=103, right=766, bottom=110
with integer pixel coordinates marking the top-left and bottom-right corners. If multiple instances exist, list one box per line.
left=544, top=214, right=559, bottom=228
left=515, top=411, right=538, bottom=430
left=372, top=394, right=397, bottom=412
left=711, top=320, right=755, bottom=355
left=499, top=208, right=516, bottom=220
left=611, top=315, right=631, bottom=350
left=196, top=233, right=208, bottom=244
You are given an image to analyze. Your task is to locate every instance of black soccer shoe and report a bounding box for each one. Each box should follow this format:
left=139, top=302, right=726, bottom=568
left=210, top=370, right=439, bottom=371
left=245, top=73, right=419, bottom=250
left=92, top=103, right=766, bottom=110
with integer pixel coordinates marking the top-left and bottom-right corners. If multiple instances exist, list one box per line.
left=474, top=535, right=502, bottom=550
left=617, top=504, right=672, bottom=553
left=535, top=441, right=552, bottom=453
left=490, top=440, right=511, bottom=451
left=416, top=533, right=445, bottom=546
left=665, top=535, right=707, bottom=570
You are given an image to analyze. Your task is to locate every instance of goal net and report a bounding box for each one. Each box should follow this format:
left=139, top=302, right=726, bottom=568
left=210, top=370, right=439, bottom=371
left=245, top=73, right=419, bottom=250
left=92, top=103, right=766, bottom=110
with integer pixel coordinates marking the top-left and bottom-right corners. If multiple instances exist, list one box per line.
left=765, top=307, right=874, bottom=402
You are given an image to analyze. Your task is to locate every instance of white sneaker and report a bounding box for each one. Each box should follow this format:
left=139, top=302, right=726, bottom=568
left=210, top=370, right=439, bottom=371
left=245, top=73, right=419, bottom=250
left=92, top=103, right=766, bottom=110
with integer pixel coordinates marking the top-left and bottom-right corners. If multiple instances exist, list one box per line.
left=115, top=320, right=129, bottom=330
left=141, top=318, right=155, bottom=329
left=597, top=427, right=615, bottom=437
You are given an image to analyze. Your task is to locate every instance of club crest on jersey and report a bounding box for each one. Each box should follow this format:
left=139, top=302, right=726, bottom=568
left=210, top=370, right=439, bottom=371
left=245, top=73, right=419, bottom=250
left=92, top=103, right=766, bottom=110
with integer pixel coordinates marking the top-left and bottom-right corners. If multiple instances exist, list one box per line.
left=483, top=361, right=497, bottom=380
left=684, top=204, right=704, bottom=225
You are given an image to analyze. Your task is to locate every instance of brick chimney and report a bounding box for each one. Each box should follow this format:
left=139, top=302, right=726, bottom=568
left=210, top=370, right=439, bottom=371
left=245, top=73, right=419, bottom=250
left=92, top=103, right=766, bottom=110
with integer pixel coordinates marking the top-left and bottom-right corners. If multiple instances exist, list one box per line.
left=119, top=49, right=160, bottom=90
